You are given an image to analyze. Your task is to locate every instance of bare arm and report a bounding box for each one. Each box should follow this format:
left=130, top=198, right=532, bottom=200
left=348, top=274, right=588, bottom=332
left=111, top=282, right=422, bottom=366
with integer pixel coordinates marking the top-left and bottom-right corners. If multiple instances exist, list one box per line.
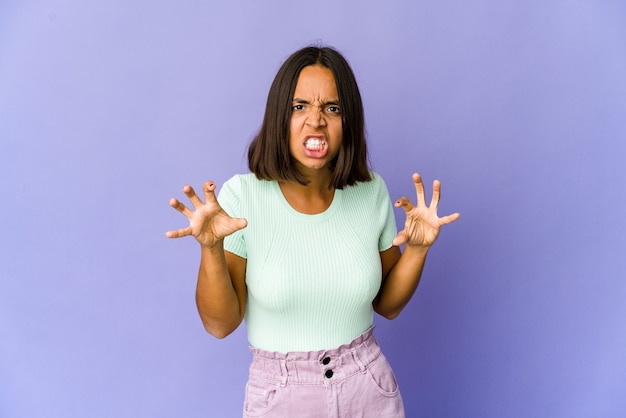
left=374, top=245, right=426, bottom=319
left=373, top=173, right=460, bottom=319
left=195, top=245, right=247, bottom=338
left=166, top=181, right=248, bottom=338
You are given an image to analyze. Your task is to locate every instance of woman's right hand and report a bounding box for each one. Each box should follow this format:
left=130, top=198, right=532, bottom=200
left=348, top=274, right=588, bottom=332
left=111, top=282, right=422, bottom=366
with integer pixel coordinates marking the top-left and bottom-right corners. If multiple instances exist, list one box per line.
left=165, top=181, right=247, bottom=248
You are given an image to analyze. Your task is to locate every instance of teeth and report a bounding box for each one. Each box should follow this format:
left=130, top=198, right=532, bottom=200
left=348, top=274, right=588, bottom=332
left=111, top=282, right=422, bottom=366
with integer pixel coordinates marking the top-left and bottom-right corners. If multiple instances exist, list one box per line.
left=305, top=139, right=326, bottom=150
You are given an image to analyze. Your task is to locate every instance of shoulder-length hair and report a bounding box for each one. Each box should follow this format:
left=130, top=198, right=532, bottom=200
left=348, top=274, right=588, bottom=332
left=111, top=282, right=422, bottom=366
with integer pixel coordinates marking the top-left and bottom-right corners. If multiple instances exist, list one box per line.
left=248, top=46, right=371, bottom=189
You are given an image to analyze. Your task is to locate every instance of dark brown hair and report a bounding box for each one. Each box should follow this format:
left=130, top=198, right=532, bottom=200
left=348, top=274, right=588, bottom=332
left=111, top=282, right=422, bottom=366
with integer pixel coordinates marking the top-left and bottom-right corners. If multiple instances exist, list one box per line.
left=248, top=46, right=371, bottom=189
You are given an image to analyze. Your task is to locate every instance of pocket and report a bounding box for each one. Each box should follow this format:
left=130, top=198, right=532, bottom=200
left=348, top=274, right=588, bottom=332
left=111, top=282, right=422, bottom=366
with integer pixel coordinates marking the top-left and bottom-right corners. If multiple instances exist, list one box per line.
left=243, top=380, right=279, bottom=417
left=366, top=355, right=400, bottom=397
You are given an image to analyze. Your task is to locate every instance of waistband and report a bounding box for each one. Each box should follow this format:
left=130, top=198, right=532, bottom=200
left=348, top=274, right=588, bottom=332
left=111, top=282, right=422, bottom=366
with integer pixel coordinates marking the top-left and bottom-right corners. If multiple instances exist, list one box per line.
left=248, top=327, right=381, bottom=386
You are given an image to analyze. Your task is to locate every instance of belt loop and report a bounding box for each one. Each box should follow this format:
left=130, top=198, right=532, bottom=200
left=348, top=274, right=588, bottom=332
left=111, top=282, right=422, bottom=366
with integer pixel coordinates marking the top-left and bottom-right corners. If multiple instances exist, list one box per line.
left=351, top=347, right=366, bottom=372
left=279, top=359, right=289, bottom=387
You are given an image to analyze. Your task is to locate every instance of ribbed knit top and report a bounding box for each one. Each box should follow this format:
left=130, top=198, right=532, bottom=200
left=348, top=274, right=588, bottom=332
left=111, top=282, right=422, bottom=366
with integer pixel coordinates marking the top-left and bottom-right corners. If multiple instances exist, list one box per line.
left=218, top=172, right=397, bottom=353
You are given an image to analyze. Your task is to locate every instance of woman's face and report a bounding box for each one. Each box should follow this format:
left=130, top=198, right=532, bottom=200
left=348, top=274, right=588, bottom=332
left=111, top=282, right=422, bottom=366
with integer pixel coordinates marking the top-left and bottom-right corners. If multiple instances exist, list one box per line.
left=289, top=65, right=343, bottom=176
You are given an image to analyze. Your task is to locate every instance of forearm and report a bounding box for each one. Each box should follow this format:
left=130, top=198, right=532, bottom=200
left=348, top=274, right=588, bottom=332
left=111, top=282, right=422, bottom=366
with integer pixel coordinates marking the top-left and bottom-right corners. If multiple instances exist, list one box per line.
left=195, top=243, right=245, bottom=338
left=374, top=245, right=429, bottom=319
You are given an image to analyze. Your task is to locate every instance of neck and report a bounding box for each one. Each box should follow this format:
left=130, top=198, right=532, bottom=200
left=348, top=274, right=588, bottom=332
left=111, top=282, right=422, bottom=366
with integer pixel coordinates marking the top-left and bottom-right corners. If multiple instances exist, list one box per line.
left=278, top=171, right=336, bottom=214
left=296, top=165, right=334, bottom=191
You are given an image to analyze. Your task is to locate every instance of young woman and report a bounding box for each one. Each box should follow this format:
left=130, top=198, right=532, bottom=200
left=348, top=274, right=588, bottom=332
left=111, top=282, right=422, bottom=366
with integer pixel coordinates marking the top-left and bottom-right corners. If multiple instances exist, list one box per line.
left=166, top=46, right=460, bottom=417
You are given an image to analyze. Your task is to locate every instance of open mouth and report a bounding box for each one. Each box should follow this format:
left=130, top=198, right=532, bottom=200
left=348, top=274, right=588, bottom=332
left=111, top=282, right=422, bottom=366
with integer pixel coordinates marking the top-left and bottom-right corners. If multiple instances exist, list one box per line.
left=304, top=138, right=327, bottom=151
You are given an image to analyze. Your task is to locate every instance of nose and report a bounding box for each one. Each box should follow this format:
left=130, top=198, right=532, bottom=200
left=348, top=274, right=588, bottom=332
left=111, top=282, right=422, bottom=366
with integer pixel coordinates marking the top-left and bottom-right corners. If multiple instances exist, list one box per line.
left=306, top=107, right=327, bottom=128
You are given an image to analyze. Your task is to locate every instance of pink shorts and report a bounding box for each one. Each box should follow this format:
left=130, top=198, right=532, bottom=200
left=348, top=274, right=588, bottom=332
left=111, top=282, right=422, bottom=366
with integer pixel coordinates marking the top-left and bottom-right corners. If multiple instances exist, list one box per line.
left=243, top=327, right=405, bottom=417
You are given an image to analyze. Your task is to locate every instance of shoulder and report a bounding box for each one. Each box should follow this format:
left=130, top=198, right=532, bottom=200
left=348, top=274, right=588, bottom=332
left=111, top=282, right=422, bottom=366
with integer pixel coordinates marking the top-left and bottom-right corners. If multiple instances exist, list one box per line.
left=223, top=173, right=255, bottom=186
left=219, top=173, right=276, bottom=203
left=368, top=171, right=386, bottom=186
left=221, top=173, right=269, bottom=191
left=341, top=172, right=391, bottom=206
left=347, top=171, right=388, bottom=193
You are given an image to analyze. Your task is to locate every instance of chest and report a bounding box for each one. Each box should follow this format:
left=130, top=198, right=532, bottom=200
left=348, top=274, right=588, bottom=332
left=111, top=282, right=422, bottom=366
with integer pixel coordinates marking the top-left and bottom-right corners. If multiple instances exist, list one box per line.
left=244, top=216, right=383, bottom=311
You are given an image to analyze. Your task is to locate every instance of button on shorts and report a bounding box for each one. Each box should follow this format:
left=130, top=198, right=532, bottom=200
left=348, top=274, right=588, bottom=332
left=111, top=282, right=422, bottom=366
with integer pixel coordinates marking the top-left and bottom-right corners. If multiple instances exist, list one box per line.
left=243, top=327, right=405, bottom=417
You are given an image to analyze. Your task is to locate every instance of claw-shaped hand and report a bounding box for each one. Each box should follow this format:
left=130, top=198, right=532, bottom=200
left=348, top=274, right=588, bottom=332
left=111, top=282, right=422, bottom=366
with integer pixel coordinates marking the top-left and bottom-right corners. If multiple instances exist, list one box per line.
left=165, top=181, right=247, bottom=248
left=392, top=173, right=460, bottom=248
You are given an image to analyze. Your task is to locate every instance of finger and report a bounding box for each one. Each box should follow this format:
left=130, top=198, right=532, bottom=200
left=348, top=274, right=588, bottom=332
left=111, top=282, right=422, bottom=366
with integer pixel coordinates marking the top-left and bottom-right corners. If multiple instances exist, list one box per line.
left=430, top=180, right=441, bottom=210
left=233, top=217, right=248, bottom=231
left=395, top=196, right=415, bottom=212
left=169, top=198, right=194, bottom=218
left=412, top=173, right=426, bottom=207
left=183, top=184, right=204, bottom=208
left=392, top=231, right=408, bottom=246
left=439, top=212, right=461, bottom=225
left=202, top=180, right=219, bottom=204
left=165, top=226, right=192, bottom=238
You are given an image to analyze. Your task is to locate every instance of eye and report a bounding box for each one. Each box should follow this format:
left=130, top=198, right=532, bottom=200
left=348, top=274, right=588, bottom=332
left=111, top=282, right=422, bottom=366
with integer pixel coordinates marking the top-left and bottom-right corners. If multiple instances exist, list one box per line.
left=292, top=104, right=304, bottom=111
left=327, top=106, right=341, bottom=114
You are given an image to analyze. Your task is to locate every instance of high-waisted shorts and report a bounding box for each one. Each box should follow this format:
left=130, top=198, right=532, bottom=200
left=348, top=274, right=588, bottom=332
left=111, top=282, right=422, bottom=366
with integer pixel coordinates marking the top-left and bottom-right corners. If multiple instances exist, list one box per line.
left=243, top=327, right=405, bottom=417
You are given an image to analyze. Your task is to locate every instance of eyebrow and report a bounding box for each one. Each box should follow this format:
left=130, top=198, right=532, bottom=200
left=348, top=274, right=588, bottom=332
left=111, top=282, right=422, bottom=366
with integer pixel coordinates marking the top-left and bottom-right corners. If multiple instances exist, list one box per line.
left=292, top=98, right=340, bottom=105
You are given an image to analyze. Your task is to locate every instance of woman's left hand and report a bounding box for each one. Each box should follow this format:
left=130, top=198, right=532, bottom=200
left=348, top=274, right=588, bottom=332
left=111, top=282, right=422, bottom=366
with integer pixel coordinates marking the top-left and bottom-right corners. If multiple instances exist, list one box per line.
left=393, top=173, right=460, bottom=248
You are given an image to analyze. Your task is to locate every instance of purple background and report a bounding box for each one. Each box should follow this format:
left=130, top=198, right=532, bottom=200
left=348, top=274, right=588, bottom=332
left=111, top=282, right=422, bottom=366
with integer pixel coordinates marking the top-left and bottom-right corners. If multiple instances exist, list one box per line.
left=2, top=1, right=625, bottom=417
